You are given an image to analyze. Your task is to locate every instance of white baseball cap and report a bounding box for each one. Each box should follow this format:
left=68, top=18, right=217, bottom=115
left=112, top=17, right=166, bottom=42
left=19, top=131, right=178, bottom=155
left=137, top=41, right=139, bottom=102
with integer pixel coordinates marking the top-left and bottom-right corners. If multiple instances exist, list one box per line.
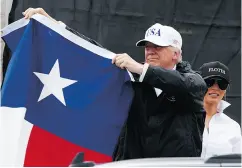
left=136, top=23, right=182, bottom=50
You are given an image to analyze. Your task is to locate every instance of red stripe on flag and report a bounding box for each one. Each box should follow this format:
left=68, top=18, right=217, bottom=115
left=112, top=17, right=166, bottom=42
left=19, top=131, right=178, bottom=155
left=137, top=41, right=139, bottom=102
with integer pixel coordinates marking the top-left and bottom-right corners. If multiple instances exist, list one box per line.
left=24, top=126, right=112, bottom=167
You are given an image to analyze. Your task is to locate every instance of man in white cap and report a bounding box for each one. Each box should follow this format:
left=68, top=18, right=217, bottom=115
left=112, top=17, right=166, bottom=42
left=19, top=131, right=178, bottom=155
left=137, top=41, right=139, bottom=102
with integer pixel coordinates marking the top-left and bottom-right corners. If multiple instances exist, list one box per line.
left=23, top=8, right=207, bottom=159
left=112, top=23, right=207, bottom=159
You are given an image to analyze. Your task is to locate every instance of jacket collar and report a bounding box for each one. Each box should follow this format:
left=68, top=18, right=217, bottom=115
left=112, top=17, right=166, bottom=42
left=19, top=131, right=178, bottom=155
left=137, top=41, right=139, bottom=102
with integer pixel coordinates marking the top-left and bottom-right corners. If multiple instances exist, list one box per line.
left=217, top=100, right=231, bottom=113
left=176, top=61, right=192, bottom=73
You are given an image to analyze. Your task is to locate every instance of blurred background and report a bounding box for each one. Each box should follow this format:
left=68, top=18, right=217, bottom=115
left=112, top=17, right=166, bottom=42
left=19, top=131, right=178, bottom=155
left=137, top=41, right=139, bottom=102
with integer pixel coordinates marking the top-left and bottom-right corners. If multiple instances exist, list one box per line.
left=1, top=0, right=241, bottom=124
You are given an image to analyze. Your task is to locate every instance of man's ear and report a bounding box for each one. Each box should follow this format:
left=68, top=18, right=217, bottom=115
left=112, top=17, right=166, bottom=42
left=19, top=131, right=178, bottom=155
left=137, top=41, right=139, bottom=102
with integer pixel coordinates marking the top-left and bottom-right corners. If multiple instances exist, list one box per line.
left=173, top=50, right=180, bottom=63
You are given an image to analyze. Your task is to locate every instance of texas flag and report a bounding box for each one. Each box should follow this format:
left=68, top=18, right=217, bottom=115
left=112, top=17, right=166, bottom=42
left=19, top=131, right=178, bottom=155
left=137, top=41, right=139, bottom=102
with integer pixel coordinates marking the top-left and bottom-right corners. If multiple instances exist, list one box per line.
left=0, top=14, right=133, bottom=166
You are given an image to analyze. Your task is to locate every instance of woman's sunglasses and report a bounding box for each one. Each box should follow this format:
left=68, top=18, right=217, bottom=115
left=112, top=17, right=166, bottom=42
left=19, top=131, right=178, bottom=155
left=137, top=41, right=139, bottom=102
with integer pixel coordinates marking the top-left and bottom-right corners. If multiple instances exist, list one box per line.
left=204, top=78, right=228, bottom=90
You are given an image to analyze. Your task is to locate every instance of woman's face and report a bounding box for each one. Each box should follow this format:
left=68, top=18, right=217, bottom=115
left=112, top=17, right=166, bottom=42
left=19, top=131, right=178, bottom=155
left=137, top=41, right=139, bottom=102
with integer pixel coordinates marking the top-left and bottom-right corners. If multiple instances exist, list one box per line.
left=204, top=77, right=228, bottom=105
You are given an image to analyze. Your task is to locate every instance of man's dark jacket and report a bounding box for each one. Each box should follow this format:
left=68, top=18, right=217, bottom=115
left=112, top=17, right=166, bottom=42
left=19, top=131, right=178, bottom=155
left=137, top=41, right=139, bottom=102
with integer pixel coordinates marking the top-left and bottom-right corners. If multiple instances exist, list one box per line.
left=66, top=26, right=207, bottom=160
left=112, top=62, right=207, bottom=160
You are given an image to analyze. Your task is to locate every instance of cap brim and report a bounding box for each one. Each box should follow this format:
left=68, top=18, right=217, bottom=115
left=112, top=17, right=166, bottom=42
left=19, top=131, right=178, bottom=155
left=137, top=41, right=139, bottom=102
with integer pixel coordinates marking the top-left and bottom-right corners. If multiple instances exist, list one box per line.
left=136, top=39, right=148, bottom=46
left=135, top=38, right=170, bottom=47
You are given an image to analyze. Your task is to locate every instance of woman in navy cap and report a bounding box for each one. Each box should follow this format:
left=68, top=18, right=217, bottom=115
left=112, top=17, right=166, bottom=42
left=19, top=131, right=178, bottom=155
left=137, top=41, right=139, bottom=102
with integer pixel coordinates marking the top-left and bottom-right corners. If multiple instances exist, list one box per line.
left=199, top=61, right=241, bottom=158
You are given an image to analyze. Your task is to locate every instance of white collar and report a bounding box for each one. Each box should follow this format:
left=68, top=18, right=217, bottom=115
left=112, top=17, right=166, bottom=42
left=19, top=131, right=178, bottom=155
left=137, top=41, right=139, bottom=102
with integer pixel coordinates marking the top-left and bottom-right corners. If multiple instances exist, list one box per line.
left=217, top=100, right=231, bottom=113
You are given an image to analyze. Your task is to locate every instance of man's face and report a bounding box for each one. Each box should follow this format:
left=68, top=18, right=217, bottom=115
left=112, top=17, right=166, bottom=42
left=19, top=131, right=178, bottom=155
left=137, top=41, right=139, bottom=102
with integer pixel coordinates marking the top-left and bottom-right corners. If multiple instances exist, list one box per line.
left=144, top=42, right=176, bottom=68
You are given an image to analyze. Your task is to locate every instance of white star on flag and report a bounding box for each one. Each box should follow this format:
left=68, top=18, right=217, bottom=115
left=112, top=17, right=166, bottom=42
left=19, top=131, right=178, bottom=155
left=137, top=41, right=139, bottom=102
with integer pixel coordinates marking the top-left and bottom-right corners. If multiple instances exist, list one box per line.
left=33, top=59, right=77, bottom=106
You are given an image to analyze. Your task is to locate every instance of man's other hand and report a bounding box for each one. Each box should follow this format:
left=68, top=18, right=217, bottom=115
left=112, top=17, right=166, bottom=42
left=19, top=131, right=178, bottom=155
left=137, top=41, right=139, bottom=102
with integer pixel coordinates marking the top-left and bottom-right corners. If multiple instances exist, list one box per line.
left=112, top=53, right=144, bottom=75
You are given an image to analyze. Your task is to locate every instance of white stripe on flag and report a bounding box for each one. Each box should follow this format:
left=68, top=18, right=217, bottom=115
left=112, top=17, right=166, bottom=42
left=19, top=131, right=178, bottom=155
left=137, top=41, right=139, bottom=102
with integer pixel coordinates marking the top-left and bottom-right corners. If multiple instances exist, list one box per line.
left=0, top=107, right=32, bottom=166
left=15, top=118, right=33, bottom=166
